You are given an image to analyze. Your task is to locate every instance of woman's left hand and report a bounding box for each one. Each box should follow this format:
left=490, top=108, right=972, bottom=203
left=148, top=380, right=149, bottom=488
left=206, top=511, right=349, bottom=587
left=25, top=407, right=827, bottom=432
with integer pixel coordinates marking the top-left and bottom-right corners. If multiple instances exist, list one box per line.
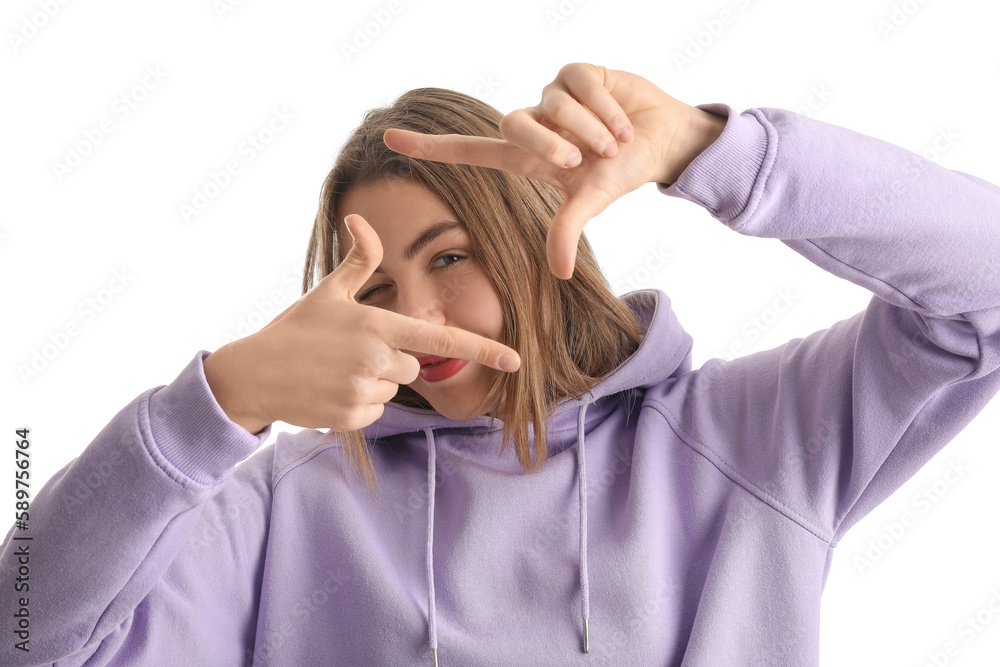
left=382, top=62, right=725, bottom=279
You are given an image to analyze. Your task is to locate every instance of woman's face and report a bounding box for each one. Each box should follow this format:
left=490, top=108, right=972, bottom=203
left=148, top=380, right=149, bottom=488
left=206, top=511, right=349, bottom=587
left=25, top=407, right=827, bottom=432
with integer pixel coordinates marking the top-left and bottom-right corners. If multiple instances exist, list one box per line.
left=336, top=176, right=506, bottom=421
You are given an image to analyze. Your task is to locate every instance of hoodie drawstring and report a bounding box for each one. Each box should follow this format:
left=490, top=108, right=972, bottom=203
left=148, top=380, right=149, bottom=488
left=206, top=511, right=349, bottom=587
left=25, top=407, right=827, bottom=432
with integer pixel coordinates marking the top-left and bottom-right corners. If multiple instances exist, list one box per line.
left=421, top=401, right=593, bottom=664
left=576, top=402, right=591, bottom=654
left=424, top=427, right=439, bottom=667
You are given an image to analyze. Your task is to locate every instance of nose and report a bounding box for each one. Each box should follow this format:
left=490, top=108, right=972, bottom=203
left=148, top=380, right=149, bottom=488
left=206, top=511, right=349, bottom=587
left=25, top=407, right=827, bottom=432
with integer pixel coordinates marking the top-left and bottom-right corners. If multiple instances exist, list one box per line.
left=395, top=281, right=448, bottom=357
left=395, top=279, right=448, bottom=322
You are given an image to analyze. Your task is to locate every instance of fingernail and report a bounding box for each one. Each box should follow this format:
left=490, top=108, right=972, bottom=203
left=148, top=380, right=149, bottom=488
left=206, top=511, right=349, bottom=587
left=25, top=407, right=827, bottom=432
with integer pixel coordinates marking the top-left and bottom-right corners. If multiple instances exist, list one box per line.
left=618, top=126, right=633, bottom=142
left=564, top=150, right=582, bottom=168
left=499, top=353, right=520, bottom=372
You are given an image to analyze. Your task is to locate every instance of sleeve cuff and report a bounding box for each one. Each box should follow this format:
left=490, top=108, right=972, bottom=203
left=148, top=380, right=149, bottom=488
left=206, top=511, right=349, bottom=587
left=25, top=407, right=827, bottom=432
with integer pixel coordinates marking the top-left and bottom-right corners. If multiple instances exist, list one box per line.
left=656, top=103, right=770, bottom=224
left=147, top=350, right=272, bottom=485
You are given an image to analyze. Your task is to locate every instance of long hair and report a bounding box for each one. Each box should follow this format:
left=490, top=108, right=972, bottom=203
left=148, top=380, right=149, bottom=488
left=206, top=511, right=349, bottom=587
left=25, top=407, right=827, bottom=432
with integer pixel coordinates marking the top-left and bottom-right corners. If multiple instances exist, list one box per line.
left=302, top=87, right=642, bottom=492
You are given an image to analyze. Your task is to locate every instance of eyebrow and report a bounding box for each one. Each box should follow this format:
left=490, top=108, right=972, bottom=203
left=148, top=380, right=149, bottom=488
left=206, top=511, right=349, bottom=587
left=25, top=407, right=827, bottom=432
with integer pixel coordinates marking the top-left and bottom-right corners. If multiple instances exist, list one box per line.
left=371, top=220, right=467, bottom=272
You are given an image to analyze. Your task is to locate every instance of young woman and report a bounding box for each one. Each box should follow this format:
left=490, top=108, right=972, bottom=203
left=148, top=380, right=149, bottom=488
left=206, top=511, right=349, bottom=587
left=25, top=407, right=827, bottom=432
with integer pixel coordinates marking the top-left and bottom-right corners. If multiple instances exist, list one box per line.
left=3, top=63, right=999, bottom=666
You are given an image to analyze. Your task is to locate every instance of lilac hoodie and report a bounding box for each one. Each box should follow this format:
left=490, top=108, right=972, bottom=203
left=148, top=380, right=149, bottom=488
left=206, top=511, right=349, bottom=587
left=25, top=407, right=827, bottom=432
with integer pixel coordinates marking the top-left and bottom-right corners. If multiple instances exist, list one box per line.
left=4, top=103, right=1000, bottom=666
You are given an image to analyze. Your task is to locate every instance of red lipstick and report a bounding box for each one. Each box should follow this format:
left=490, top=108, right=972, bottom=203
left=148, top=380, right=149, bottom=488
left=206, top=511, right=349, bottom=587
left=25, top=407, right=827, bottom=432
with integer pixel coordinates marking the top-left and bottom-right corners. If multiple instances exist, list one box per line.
left=417, top=356, right=469, bottom=382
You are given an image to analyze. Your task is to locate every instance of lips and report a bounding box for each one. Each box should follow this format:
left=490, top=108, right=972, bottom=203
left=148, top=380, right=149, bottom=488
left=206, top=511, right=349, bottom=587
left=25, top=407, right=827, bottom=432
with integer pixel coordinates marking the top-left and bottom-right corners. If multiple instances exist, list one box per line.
left=417, top=355, right=448, bottom=367
left=417, top=356, right=469, bottom=382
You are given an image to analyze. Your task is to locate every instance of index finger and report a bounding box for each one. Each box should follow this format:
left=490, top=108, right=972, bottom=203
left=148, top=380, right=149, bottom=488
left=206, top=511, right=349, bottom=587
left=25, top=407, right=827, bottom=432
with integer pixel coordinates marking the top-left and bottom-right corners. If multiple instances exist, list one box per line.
left=383, top=128, right=568, bottom=191
left=383, top=129, right=533, bottom=176
left=377, top=309, right=521, bottom=372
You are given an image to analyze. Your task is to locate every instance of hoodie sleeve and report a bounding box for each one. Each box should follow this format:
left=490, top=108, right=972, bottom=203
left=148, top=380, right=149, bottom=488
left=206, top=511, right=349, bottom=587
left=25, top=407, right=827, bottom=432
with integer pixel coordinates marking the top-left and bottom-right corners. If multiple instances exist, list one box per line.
left=0, top=350, right=274, bottom=666
left=654, top=104, right=1000, bottom=544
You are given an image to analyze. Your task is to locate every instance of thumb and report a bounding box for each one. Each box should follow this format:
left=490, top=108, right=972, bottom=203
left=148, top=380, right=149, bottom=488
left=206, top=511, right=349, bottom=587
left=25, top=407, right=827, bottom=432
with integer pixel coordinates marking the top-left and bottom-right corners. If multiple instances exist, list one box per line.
left=546, top=189, right=613, bottom=279
left=329, top=213, right=383, bottom=301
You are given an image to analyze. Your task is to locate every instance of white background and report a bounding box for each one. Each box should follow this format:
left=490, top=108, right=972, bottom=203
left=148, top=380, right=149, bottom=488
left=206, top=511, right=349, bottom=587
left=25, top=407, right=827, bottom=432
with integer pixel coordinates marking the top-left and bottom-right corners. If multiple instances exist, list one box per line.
left=2, top=0, right=999, bottom=664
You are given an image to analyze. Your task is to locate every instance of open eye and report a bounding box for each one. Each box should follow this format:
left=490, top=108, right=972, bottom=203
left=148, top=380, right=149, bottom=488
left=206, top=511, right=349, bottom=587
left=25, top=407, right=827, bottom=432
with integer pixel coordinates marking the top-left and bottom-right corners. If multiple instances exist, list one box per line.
left=433, top=253, right=466, bottom=268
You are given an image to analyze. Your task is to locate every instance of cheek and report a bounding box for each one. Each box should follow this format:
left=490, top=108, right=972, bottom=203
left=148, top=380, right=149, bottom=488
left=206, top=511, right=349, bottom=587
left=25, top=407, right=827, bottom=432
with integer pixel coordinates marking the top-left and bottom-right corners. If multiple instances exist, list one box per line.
left=461, top=276, right=504, bottom=336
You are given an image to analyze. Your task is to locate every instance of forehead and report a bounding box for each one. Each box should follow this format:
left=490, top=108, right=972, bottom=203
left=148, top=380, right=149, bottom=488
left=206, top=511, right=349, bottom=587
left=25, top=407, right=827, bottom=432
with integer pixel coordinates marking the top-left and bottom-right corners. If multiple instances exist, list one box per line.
left=335, top=179, right=468, bottom=257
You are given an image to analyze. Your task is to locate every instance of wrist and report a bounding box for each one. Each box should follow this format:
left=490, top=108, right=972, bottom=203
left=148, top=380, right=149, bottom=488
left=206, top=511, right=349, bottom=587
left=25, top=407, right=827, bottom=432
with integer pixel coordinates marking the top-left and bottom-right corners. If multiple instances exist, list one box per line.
left=652, top=105, right=727, bottom=186
left=204, top=342, right=271, bottom=435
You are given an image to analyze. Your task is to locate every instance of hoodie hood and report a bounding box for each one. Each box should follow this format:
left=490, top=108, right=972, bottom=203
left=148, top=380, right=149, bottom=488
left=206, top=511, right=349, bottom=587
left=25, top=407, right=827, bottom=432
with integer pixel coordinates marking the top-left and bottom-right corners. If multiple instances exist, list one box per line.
left=356, top=288, right=693, bottom=664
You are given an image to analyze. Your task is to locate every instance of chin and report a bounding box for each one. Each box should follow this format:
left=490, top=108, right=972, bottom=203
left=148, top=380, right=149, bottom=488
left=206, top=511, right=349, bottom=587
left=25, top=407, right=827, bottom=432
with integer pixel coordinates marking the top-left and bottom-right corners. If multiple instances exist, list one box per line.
left=435, top=402, right=485, bottom=422
left=414, top=390, right=489, bottom=422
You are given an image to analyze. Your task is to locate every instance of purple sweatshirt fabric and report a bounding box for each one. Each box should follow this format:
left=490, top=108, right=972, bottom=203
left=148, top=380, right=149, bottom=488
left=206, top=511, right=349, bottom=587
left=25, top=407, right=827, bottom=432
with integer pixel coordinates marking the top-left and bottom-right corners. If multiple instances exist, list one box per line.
left=4, top=103, right=1000, bottom=666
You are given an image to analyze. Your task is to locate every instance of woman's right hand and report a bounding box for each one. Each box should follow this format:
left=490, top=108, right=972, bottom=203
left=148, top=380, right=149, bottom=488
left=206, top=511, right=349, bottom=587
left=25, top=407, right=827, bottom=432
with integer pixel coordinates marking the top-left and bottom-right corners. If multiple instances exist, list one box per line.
left=203, top=213, right=521, bottom=435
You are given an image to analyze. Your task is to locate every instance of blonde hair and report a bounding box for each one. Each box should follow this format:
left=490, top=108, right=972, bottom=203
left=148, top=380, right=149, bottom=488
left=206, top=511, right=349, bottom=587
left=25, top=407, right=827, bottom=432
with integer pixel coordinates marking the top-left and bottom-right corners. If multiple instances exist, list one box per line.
left=302, top=87, right=642, bottom=492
